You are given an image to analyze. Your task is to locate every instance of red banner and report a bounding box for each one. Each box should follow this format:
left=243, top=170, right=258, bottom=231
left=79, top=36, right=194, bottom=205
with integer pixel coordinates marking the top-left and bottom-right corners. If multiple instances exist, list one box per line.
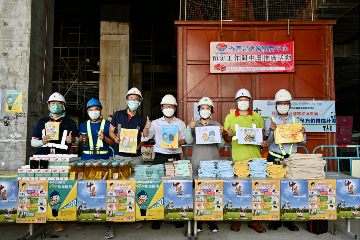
left=210, top=41, right=294, bottom=73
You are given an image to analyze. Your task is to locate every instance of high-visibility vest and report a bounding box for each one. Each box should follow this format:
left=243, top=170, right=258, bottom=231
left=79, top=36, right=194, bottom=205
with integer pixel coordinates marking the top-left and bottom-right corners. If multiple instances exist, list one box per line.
left=83, top=119, right=108, bottom=155
left=269, top=115, right=296, bottom=159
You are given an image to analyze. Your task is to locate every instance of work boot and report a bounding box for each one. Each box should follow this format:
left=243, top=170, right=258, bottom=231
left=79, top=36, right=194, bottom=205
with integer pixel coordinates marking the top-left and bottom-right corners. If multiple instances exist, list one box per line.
left=231, top=221, right=241, bottom=232
left=248, top=220, right=266, bottom=233
left=54, top=222, right=65, bottom=232
left=105, top=222, right=114, bottom=239
left=197, top=221, right=202, bottom=232
left=268, top=221, right=282, bottom=230
left=283, top=221, right=299, bottom=231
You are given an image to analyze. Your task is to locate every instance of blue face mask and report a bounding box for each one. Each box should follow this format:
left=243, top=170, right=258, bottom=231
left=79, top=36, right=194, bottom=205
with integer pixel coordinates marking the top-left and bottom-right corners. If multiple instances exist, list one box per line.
left=50, top=104, right=63, bottom=114
left=128, top=101, right=139, bottom=110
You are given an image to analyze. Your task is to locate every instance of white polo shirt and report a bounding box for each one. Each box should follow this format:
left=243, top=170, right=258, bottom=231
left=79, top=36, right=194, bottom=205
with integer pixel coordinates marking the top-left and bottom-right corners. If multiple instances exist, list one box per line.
left=141, top=116, right=186, bottom=154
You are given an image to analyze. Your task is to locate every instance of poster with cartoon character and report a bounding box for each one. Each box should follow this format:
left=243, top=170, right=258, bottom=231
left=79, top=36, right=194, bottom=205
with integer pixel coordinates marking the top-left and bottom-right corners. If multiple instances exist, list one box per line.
left=16, top=181, right=48, bottom=223
left=237, top=127, right=263, bottom=145
left=161, top=125, right=178, bottom=148
left=336, top=179, right=360, bottom=219
left=0, top=181, right=18, bottom=223
left=280, top=180, right=309, bottom=221
left=135, top=180, right=164, bottom=221
left=308, top=180, right=337, bottom=220
left=223, top=180, right=252, bottom=221
left=164, top=180, right=193, bottom=221
left=45, top=122, right=60, bottom=140
left=119, top=129, right=138, bottom=154
left=195, top=126, right=221, bottom=144
left=106, top=180, right=136, bottom=222
left=47, top=181, right=77, bottom=221
left=252, top=180, right=280, bottom=220
left=77, top=181, right=106, bottom=222
left=5, top=90, right=22, bottom=112
left=194, top=180, right=223, bottom=221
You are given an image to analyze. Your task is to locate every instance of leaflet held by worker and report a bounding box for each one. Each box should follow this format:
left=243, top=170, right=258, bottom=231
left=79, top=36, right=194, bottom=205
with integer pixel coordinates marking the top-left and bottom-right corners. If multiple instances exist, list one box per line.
left=195, top=126, right=221, bottom=144
left=161, top=125, right=178, bottom=148
left=237, top=127, right=263, bottom=145
left=119, top=128, right=138, bottom=154
left=46, top=122, right=60, bottom=140
left=274, top=123, right=304, bottom=144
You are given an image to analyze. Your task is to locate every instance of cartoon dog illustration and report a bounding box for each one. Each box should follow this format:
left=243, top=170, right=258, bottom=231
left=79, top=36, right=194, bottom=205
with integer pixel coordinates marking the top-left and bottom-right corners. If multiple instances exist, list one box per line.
left=173, top=182, right=180, bottom=192
left=289, top=181, right=296, bottom=192
left=178, top=186, right=183, bottom=195
left=293, top=186, right=298, bottom=196
left=87, top=182, right=94, bottom=192
left=349, top=185, right=354, bottom=195
left=345, top=181, right=352, bottom=190
left=91, top=187, right=96, bottom=196
left=2, top=190, right=7, bottom=200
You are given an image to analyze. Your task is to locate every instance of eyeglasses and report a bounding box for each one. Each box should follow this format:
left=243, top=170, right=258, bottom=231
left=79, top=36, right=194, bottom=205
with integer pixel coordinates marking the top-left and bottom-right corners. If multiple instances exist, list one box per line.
left=128, top=97, right=140, bottom=102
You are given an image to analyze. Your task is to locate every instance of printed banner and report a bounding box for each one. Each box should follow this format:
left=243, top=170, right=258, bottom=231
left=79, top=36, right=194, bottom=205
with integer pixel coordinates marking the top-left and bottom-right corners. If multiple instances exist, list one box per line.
left=161, top=125, right=178, bottom=148
left=194, top=180, right=223, bottom=221
left=195, top=126, right=221, bottom=144
left=308, top=180, right=337, bottom=220
left=223, top=180, right=252, bottom=221
left=164, top=180, right=193, bottom=221
left=106, top=180, right=136, bottom=222
left=253, top=100, right=336, bottom=132
left=47, top=181, right=77, bottom=221
left=280, top=180, right=309, bottom=221
left=237, top=127, right=263, bottom=145
left=17, top=181, right=48, bottom=223
left=119, top=129, right=138, bottom=154
left=6, top=90, right=22, bottom=112
left=252, top=180, right=280, bottom=220
left=336, top=179, right=360, bottom=220
left=77, top=181, right=106, bottom=222
left=210, top=41, right=294, bottom=73
left=136, top=180, right=164, bottom=221
left=0, top=181, right=18, bottom=223
left=46, top=122, right=60, bottom=140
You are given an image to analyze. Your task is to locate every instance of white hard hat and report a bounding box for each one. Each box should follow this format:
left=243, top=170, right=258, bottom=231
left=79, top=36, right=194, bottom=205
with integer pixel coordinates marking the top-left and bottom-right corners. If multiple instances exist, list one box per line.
left=198, top=97, right=214, bottom=107
left=160, top=94, right=177, bottom=106
left=235, top=89, right=251, bottom=100
left=47, top=92, right=66, bottom=104
left=275, top=89, right=292, bottom=102
left=125, top=87, right=143, bottom=101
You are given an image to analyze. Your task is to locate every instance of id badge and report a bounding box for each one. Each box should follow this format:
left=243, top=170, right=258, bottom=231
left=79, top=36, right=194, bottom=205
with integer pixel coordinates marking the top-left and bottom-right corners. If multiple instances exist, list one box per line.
left=50, top=148, right=55, bottom=154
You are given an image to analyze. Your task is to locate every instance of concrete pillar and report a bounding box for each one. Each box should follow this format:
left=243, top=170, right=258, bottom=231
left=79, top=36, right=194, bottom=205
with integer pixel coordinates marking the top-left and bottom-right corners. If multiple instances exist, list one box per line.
left=132, top=62, right=142, bottom=114
left=99, top=22, right=130, bottom=119
left=0, top=0, right=54, bottom=170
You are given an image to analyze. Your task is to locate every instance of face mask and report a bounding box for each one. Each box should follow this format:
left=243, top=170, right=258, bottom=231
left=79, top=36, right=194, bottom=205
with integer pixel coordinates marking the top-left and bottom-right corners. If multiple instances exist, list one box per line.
left=163, top=108, right=175, bottom=117
left=128, top=101, right=140, bottom=111
left=50, top=104, right=63, bottom=114
left=277, top=105, right=290, bottom=115
left=89, top=111, right=100, bottom=120
left=199, top=110, right=211, bottom=119
left=237, top=101, right=249, bottom=111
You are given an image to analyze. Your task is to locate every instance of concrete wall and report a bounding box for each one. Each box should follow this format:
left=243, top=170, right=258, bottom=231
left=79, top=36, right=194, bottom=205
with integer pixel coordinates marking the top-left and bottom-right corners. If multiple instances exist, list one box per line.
left=0, top=0, right=54, bottom=170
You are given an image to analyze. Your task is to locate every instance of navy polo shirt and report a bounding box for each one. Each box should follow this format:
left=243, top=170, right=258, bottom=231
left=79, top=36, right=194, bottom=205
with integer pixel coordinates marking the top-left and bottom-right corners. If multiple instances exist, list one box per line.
left=110, top=109, right=146, bottom=156
left=32, top=115, right=79, bottom=155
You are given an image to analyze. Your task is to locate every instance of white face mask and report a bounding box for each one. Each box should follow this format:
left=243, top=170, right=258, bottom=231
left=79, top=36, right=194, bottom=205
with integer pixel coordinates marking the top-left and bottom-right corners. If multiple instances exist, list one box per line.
left=163, top=108, right=175, bottom=117
left=199, top=110, right=211, bottom=119
left=237, top=101, right=249, bottom=111
left=277, top=105, right=290, bottom=114
left=88, top=110, right=101, bottom=120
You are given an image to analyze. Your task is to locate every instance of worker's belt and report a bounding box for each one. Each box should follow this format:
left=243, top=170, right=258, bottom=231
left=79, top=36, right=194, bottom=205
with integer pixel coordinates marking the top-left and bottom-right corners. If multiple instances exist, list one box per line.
left=83, top=150, right=108, bottom=155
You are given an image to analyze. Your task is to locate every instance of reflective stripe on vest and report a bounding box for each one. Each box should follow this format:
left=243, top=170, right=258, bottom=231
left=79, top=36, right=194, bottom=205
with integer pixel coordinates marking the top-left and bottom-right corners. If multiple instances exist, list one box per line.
left=269, top=115, right=296, bottom=159
left=86, top=119, right=107, bottom=154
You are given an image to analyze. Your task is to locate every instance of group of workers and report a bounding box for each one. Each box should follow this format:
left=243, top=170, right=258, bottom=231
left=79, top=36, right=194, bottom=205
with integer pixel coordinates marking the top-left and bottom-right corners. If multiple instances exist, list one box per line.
left=31, top=87, right=306, bottom=238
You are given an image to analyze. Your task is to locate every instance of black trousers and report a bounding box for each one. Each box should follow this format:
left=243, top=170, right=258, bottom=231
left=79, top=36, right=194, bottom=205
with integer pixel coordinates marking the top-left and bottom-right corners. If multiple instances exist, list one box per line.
left=153, top=153, right=181, bottom=165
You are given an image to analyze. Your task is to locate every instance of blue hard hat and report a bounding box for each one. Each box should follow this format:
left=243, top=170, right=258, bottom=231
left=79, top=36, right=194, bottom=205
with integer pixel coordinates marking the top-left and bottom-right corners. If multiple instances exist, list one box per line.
left=87, top=98, right=102, bottom=109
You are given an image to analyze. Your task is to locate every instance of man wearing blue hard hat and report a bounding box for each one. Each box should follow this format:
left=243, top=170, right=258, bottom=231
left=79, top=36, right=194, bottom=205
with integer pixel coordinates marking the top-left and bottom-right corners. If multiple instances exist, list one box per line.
left=78, top=98, right=114, bottom=160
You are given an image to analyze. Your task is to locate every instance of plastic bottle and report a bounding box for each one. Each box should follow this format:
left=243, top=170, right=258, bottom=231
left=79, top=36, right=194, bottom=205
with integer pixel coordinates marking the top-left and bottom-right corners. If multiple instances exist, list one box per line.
left=85, top=162, right=95, bottom=180
left=76, top=162, right=85, bottom=180
left=102, top=162, right=110, bottom=180
left=69, top=162, right=77, bottom=180
left=93, top=162, right=102, bottom=180
left=110, top=162, right=119, bottom=180
left=119, top=162, right=126, bottom=179
left=128, top=160, right=132, bottom=176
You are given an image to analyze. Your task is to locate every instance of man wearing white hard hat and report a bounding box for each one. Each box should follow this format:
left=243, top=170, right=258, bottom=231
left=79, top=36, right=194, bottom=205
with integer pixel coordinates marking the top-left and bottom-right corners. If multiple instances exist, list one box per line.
left=142, top=94, right=186, bottom=164
left=223, top=88, right=269, bottom=233
left=109, top=87, right=146, bottom=167
left=185, top=97, right=225, bottom=233
left=264, top=89, right=306, bottom=232
left=31, top=92, right=78, bottom=232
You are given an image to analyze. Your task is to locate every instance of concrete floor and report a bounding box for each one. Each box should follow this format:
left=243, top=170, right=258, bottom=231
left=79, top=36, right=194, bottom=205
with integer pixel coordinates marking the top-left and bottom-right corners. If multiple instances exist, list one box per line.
left=1, top=220, right=359, bottom=240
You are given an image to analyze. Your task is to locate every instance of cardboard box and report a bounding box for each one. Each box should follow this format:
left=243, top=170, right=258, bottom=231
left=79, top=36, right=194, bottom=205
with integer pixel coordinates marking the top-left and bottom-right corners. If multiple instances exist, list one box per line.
left=51, top=169, right=60, bottom=178
left=338, top=125, right=352, bottom=134
left=337, top=133, right=352, bottom=144
left=18, top=169, right=27, bottom=177
left=26, top=169, right=35, bottom=177
left=337, top=116, right=353, bottom=126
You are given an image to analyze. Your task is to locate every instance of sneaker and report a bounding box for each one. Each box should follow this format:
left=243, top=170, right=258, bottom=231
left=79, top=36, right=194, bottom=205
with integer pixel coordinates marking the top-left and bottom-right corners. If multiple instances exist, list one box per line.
left=197, top=221, right=202, bottom=232
left=208, top=221, right=218, bottom=233
left=132, top=222, right=143, bottom=229
left=105, top=222, right=114, bottom=239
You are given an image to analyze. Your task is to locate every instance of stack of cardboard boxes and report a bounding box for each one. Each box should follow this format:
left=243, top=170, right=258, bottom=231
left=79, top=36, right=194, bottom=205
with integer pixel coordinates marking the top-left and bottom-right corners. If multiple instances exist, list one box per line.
left=337, top=116, right=353, bottom=144
left=18, top=154, right=77, bottom=181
